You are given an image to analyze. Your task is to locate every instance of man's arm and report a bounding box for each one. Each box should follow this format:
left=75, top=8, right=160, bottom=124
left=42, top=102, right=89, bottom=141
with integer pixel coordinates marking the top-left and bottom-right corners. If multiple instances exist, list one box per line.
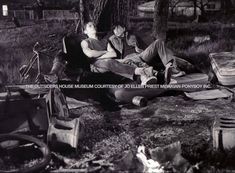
left=81, top=40, right=107, bottom=58
left=133, top=37, right=144, bottom=53
left=98, top=43, right=117, bottom=59
left=128, top=34, right=143, bottom=53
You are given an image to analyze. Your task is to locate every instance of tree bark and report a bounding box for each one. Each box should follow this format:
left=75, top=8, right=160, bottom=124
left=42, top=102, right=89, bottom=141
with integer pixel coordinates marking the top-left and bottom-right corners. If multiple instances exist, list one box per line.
left=223, top=0, right=232, bottom=13
left=231, top=0, right=235, bottom=7
left=199, top=0, right=205, bottom=17
left=77, top=0, right=110, bottom=32
left=94, top=0, right=130, bottom=32
left=93, top=0, right=109, bottom=26
left=75, top=0, right=84, bottom=33
left=193, top=0, right=197, bottom=19
left=79, top=0, right=130, bottom=32
left=152, top=0, right=169, bottom=40
left=112, top=0, right=128, bottom=25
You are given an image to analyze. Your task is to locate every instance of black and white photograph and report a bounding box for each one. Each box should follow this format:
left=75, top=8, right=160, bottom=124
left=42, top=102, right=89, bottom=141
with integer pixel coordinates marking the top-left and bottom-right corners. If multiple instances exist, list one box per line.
left=0, top=0, right=235, bottom=172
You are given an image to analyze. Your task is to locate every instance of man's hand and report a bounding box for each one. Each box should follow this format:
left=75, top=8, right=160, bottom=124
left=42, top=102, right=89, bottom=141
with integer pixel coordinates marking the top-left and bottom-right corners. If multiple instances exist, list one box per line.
left=135, top=46, right=143, bottom=53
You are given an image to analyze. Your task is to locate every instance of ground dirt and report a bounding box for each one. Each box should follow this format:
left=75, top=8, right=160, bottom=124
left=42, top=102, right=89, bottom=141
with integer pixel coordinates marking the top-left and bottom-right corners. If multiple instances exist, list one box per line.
left=52, top=90, right=235, bottom=172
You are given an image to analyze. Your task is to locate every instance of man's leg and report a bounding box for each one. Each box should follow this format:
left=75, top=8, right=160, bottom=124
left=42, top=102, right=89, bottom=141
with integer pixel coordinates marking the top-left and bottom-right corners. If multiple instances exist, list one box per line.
left=119, top=53, right=149, bottom=68
left=140, top=39, right=186, bottom=78
left=91, top=59, right=158, bottom=85
left=91, top=59, right=136, bottom=80
left=140, top=39, right=174, bottom=66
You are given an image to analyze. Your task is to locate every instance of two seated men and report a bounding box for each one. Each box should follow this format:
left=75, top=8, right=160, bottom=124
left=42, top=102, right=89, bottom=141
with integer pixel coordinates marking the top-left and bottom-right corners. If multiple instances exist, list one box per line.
left=45, top=21, right=185, bottom=85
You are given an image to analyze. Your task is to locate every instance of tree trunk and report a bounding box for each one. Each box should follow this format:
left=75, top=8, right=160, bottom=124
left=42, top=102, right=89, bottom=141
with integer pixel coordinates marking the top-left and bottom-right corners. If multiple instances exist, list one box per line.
left=93, top=0, right=109, bottom=26
left=199, top=0, right=205, bottom=17
left=171, top=7, right=174, bottom=18
left=95, top=0, right=130, bottom=32
left=75, top=0, right=84, bottom=33
left=231, top=0, right=235, bottom=7
left=74, top=0, right=93, bottom=33
left=193, top=0, right=197, bottom=19
left=152, top=0, right=169, bottom=40
left=77, top=0, right=110, bottom=32
left=80, top=0, right=130, bottom=32
left=111, top=0, right=129, bottom=26
left=224, top=0, right=232, bottom=13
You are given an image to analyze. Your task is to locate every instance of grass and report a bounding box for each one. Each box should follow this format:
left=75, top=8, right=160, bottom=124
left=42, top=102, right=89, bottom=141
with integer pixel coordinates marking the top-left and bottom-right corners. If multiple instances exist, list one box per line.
left=67, top=95, right=235, bottom=172
left=136, top=21, right=235, bottom=76
left=166, top=27, right=235, bottom=74
left=0, top=20, right=75, bottom=85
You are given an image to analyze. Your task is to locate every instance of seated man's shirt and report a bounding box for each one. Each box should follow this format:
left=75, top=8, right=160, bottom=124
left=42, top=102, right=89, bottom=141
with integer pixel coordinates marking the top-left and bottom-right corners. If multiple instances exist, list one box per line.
left=123, top=38, right=137, bottom=58
left=85, top=37, right=108, bottom=64
left=109, top=34, right=148, bottom=68
left=85, top=38, right=108, bottom=52
left=109, top=33, right=138, bottom=59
